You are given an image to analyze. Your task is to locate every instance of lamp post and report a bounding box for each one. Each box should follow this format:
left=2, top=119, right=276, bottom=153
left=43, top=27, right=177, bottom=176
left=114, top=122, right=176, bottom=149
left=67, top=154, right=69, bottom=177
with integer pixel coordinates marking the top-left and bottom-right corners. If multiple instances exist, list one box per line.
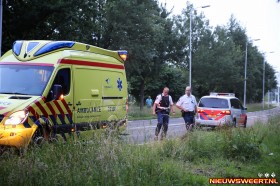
left=277, top=85, right=280, bottom=107
left=244, top=39, right=260, bottom=107
left=262, top=51, right=274, bottom=109
left=189, top=4, right=210, bottom=87
left=277, top=72, right=280, bottom=107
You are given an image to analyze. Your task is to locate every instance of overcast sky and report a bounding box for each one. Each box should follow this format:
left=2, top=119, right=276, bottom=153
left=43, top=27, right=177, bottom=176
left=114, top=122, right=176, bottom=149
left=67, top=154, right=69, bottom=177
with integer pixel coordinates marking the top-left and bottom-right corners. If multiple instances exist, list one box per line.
left=158, top=0, right=280, bottom=81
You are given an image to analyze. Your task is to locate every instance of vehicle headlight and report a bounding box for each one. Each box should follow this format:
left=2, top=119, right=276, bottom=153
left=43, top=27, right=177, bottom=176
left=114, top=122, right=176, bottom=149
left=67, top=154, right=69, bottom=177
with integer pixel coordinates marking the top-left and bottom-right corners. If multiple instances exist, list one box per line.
left=5, top=110, right=29, bottom=125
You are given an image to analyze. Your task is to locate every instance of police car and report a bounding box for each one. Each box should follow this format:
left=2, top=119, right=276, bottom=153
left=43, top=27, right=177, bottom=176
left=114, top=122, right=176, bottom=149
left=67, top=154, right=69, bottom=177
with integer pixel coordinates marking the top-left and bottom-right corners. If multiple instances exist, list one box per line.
left=195, top=93, right=247, bottom=128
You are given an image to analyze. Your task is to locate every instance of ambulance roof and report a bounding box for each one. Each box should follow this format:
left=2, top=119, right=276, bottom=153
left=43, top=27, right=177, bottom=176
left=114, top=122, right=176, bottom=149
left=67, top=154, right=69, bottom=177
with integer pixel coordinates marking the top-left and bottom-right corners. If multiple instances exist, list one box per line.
left=0, top=40, right=127, bottom=65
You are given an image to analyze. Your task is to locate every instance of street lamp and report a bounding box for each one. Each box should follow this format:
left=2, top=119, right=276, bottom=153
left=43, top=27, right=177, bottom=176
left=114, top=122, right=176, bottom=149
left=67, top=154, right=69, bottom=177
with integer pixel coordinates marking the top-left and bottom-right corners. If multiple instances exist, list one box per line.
left=244, top=38, right=260, bottom=107
left=278, top=72, right=280, bottom=106
left=262, top=51, right=274, bottom=110
left=189, top=4, right=210, bottom=87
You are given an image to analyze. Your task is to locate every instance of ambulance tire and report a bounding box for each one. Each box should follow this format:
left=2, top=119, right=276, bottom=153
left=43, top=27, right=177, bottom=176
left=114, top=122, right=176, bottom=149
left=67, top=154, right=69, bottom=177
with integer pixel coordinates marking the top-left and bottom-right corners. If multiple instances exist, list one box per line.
left=32, top=121, right=52, bottom=146
left=32, top=126, right=46, bottom=146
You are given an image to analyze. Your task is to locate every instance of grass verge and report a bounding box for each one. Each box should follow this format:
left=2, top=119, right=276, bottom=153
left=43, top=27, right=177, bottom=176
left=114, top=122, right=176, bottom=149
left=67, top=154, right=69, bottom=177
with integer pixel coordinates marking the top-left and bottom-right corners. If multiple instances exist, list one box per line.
left=0, top=116, right=279, bottom=185
left=246, top=103, right=276, bottom=112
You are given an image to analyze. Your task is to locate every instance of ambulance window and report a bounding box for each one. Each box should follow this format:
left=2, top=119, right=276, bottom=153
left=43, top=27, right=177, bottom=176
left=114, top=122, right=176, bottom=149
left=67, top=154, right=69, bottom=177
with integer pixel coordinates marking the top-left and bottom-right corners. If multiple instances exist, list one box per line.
left=53, top=68, right=70, bottom=95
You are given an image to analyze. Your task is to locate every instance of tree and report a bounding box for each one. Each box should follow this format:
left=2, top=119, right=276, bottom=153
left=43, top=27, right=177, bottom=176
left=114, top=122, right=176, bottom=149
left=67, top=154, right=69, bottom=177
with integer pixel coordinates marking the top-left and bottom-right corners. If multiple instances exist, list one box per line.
left=3, top=0, right=277, bottom=106
left=2, top=0, right=104, bottom=52
left=103, top=0, right=179, bottom=109
left=226, top=16, right=277, bottom=102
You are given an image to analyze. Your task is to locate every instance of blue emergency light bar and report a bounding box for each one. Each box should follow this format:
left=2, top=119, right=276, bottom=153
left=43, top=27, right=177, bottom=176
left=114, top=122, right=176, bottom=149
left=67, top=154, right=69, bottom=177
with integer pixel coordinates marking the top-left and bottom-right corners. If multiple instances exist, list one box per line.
left=34, top=41, right=75, bottom=56
left=12, top=40, right=23, bottom=56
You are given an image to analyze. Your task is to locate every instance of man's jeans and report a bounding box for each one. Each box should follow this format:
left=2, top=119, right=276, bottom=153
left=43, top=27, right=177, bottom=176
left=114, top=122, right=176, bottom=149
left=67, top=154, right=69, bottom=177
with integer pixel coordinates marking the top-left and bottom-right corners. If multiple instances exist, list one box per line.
left=155, top=111, right=169, bottom=138
left=182, top=112, right=194, bottom=130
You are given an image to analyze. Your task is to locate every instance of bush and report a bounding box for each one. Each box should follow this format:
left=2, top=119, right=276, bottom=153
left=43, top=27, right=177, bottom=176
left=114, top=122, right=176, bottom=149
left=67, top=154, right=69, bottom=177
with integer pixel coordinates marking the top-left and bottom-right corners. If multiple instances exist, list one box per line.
left=220, top=127, right=264, bottom=161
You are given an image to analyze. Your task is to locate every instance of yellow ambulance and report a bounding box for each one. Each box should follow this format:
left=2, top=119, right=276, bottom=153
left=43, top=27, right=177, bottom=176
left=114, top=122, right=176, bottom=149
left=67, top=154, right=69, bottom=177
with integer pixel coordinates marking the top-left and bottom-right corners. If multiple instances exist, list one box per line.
left=0, top=40, right=128, bottom=148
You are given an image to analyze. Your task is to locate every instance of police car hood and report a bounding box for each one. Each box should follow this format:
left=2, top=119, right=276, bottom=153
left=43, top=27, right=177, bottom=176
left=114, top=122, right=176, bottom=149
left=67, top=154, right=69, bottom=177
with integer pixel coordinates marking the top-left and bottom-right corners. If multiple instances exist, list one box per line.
left=0, top=94, right=40, bottom=115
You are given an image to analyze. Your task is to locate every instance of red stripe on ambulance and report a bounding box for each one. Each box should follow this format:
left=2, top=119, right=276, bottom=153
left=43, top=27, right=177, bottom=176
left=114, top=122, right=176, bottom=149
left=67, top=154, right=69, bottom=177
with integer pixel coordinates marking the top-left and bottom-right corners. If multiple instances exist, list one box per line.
left=27, top=106, right=39, bottom=119
left=59, top=59, right=124, bottom=70
left=35, top=101, right=49, bottom=118
left=53, top=101, right=65, bottom=119
left=46, top=102, right=57, bottom=118
left=61, top=99, right=72, bottom=117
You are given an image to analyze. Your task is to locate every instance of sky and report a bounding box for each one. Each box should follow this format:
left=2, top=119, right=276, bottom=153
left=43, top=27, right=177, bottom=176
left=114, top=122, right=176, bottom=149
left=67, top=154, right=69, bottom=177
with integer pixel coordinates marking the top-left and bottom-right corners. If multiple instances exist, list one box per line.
left=158, top=0, right=280, bottom=83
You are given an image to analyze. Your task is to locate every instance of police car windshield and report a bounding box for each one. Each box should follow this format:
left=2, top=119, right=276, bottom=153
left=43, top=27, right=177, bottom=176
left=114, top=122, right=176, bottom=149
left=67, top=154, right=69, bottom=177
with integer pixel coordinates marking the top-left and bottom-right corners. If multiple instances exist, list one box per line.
left=0, top=64, right=54, bottom=96
left=199, top=98, right=229, bottom=109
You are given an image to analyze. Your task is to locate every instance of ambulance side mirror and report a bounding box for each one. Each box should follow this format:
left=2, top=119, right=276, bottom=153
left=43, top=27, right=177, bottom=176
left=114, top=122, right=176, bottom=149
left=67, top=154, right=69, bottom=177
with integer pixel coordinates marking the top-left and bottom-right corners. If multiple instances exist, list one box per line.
left=53, top=84, right=62, bottom=100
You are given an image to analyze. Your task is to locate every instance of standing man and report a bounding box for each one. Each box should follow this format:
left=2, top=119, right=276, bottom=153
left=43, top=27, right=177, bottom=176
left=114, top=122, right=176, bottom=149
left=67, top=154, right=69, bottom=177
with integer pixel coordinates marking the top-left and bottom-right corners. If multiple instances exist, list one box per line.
left=153, top=87, right=175, bottom=140
left=176, top=86, right=197, bottom=130
left=145, top=96, right=153, bottom=108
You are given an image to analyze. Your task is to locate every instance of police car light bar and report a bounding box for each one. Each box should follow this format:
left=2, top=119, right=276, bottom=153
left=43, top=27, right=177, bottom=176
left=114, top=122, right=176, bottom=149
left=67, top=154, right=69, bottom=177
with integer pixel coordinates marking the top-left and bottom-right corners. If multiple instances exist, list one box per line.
left=210, top=92, right=235, bottom=97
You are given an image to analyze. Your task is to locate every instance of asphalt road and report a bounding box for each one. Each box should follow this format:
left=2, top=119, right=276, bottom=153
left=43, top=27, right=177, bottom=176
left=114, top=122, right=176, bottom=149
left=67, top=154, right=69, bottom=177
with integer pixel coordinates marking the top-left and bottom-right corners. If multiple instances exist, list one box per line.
left=123, top=107, right=280, bottom=144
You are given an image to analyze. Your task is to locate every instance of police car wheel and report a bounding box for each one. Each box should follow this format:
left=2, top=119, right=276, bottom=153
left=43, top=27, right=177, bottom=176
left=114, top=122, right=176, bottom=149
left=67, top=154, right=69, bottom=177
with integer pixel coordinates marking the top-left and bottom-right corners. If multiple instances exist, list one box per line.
left=233, top=120, right=237, bottom=127
left=244, top=119, right=247, bottom=128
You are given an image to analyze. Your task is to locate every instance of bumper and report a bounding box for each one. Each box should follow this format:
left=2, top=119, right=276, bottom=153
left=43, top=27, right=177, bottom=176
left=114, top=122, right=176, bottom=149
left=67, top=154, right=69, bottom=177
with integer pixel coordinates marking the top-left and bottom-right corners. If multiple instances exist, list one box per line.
left=0, top=127, right=36, bottom=148
left=195, top=117, right=231, bottom=127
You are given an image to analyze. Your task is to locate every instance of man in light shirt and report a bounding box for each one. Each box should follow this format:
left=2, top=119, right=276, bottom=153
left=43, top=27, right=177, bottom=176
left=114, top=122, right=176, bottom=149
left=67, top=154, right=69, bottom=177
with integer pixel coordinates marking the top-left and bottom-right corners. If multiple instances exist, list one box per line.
left=176, top=86, right=197, bottom=130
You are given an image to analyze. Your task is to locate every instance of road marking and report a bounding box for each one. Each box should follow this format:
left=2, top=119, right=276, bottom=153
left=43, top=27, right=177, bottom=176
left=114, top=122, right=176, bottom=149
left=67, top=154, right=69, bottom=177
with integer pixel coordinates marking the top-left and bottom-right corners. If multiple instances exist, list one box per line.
left=248, top=116, right=260, bottom=118
left=127, top=111, right=280, bottom=131
left=128, top=123, right=185, bottom=130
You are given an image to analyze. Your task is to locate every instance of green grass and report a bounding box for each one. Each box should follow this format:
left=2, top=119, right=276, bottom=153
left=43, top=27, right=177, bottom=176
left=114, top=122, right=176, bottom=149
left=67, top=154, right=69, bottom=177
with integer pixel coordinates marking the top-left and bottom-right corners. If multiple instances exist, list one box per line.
left=0, top=116, right=280, bottom=185
left=246, top=102, right=276, bottom=112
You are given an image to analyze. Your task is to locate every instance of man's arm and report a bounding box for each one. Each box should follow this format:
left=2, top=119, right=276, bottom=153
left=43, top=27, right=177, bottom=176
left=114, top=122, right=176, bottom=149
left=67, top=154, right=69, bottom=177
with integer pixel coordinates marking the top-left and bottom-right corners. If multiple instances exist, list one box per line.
left=170, top=104, right=175, bottom=114
left=193, top=96, right=198, bottom=113
left=176, top=104, right=188, bottom=112
left=169, top=96, right=175, bottom=114
left=176, top=105, right=181, bottom=110
left=176, top=97, right=188, bottom=112
left=152, top=102, right=158, bottom=115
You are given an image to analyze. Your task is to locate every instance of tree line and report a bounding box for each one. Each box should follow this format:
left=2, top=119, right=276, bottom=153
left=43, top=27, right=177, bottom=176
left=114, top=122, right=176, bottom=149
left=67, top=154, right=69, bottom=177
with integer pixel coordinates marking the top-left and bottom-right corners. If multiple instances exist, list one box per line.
left=2, top=0, right=277, bottom=109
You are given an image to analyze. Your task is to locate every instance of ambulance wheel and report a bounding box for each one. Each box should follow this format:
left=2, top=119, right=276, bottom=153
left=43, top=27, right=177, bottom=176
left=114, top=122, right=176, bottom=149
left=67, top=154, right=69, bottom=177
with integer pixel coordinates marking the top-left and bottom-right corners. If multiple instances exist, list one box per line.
left=32, top=123, right=52, bottom=146
left=32, top=126, right=46, bottom=146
